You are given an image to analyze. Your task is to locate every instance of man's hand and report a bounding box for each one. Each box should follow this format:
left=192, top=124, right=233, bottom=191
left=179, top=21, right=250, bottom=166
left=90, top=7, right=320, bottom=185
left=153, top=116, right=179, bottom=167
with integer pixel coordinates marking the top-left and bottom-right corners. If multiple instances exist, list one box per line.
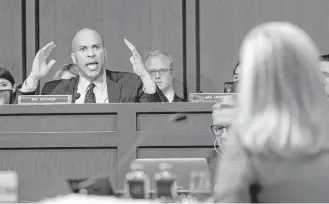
left=28, top=41, right=56, bottom=82
left=124, top=38, right=149, bottom=77
left=124, top=39, right=156, bottom=94
left=20, top=42, right=56, bottom=92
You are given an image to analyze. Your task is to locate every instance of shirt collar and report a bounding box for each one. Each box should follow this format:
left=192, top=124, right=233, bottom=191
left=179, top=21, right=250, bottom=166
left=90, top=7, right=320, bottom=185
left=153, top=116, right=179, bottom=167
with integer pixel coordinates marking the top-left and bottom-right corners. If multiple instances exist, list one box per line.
left=78, top=70, right=107, bottom=93
left=93, top=71, right=107, bottom=91
left=165, top=88, right=175, bottom=103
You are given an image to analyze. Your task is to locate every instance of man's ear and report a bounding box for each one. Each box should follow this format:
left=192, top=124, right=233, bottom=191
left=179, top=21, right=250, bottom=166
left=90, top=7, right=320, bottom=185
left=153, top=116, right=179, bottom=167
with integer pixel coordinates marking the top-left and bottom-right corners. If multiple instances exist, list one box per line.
left=104, top=48, right=107, bottom=62
left=71, top=53, right=76, bottom=64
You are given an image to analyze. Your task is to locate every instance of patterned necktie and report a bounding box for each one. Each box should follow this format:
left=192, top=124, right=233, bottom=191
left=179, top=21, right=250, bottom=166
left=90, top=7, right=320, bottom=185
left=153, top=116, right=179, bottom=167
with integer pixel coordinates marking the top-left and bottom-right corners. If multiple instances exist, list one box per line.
left=84, top=83, right=96, bottom=103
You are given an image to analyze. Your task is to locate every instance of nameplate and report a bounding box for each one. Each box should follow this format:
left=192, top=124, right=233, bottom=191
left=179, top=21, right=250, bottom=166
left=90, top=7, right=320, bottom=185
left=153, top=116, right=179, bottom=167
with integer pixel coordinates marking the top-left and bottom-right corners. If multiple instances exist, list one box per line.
left=0, top=171, right=18, bottom=203
left=189, top=93, right=238, bottom=103
left=18, top=95, right=72, bottom=105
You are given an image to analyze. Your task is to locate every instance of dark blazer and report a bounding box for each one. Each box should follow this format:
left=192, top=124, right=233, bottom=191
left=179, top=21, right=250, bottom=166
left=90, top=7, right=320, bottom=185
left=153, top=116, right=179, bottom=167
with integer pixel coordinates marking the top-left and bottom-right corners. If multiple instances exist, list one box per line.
left=173, top=94, right=186, bottom=102
left=15, top=70, right=166, bottom=103
left=212, top=133, right=329, bottom=203
left=159, top=93, right=186, bottom=103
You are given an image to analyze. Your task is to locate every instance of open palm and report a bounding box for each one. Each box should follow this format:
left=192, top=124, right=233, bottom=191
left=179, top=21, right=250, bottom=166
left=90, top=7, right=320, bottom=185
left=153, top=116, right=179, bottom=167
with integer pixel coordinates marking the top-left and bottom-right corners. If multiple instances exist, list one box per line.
left=124, top=39, right=148, bottom=77
left=29, top=41, right=56, bottom=79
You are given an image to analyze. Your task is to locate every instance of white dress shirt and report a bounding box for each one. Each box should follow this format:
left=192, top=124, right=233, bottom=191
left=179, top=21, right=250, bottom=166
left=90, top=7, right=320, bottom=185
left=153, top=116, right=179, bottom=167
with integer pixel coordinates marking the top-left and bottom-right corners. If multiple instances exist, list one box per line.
left=164, top=88, right=175, bottom=103
left=75, top=72, right=109, bottom=104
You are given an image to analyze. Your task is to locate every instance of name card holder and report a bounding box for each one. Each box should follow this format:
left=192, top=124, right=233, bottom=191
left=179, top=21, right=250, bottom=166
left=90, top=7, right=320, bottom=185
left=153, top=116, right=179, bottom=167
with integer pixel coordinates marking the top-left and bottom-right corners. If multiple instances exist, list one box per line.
left=18, top=95, right=72, bottom=105
left=189, top=93, right=237, bottom=103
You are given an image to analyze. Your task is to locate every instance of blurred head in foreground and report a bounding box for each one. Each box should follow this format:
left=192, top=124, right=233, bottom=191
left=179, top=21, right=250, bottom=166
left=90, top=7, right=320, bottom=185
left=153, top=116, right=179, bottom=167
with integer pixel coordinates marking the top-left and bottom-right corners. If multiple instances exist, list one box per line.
left=234, top=22, right=327, bottom=157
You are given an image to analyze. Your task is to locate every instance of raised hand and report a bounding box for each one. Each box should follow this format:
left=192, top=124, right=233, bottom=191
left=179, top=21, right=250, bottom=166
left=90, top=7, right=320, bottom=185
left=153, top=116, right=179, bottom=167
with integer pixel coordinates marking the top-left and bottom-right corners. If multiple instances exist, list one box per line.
left=124, top=39, right=148, bottom=78
left=29, top=41, right=56, bottom=80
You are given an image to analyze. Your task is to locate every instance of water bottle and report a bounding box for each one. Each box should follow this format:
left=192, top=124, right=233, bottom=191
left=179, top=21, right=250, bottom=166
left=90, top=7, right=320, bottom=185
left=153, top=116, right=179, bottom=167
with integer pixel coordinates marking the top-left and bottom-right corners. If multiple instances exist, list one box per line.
left=190, top=171, right=212, bottom=201
left=124, top=162, right=150, bottom=199
left=154, top=163, right=177, bottom=200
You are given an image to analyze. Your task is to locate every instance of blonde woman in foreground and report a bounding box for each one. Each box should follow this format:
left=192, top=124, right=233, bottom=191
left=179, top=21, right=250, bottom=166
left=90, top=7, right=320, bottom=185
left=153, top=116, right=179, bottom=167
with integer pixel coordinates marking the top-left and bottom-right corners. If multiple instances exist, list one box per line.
left=213, top=22, right=329, bottom=203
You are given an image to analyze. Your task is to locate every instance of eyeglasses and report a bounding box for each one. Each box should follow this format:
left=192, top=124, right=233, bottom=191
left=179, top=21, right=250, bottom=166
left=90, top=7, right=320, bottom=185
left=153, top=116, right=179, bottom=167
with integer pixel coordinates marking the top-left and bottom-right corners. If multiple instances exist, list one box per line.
left=147, top=68, right=172, bottom=76
left=210, top=124, right=230, bottom=136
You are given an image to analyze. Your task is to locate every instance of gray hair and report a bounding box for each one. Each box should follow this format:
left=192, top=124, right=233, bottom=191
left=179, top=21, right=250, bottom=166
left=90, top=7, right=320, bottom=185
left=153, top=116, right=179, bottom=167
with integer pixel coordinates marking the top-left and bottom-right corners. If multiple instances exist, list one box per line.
left=144, top=50, right=173, bottom=69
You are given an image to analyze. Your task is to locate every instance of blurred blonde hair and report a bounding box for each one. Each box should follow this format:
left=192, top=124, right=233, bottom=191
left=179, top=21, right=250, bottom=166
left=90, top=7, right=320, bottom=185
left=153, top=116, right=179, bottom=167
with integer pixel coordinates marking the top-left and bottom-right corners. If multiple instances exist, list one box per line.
left=53, top=64, right=79, bottom=80
left=234, top=22, right=328, bottom=157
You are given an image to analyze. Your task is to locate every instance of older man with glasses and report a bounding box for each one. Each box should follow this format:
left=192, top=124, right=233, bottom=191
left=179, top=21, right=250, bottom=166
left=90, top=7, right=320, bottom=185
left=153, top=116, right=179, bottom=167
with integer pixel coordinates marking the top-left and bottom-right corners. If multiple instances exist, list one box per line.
left=144, top=50, right=185, bottom=102
left=207, top=101, right=236, bottom=185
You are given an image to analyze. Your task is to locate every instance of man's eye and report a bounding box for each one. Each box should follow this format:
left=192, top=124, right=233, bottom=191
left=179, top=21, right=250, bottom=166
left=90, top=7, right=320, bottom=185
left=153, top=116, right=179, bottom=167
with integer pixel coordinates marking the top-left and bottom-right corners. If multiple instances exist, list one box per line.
left=80, top=47, right=86, bottom=51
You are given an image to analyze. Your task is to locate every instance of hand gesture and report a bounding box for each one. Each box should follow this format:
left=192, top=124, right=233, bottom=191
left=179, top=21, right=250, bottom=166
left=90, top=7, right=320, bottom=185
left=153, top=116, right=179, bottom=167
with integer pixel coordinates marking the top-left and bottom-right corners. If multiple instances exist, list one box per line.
left=124, top=39, right=148, bottom=78
left=29, top=41, right=56, bottom=80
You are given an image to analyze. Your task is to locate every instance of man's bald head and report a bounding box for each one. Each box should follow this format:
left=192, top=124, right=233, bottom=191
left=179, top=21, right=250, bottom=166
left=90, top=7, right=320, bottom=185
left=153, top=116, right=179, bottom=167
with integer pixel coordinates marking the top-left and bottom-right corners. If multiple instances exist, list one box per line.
left=71, top=28, right=104, bottom=52
left=70, top=28, right=107, bottom=81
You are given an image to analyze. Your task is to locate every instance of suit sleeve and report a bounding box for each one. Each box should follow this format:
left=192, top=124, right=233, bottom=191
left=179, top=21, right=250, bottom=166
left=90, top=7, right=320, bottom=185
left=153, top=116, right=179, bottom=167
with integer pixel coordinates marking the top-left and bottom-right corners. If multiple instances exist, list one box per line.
left=41, top=82, right=50, bottom=95
left=212, top=133, right=255, bottom=203
left=136, top=80, right=167, bottom=102
left=12, top=83, right=41, bottom=104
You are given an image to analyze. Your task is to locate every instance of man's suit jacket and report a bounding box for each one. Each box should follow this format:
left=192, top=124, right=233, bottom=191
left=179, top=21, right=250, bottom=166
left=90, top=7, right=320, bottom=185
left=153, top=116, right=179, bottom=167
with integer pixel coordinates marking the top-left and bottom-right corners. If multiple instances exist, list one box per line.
left=173, top=94, right=186, bottom=102
left=16, top=70, right=166, bottom=103
left=159, top=93, right=186, bottom=103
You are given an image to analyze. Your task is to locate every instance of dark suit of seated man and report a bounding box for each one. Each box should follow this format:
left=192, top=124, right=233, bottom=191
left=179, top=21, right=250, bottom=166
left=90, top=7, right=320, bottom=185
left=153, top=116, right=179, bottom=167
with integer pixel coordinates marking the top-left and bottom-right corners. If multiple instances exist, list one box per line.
left=144, top=50, right=185, bottom=102
left=16, top=28, right=165, bottom=103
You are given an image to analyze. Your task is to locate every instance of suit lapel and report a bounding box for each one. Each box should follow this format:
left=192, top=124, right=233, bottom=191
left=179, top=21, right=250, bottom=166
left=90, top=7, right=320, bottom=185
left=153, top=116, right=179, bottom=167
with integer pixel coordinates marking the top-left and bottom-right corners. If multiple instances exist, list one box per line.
left=51, top=76, right=79, bottom=103
left=106, top=70, right=122, bottom=103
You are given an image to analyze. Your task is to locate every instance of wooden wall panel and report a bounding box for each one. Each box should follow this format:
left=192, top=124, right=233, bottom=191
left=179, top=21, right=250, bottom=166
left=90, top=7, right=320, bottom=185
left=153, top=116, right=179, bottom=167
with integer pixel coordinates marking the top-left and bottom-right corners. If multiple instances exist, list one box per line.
left=0, top=0, right=23, bottom=84
left=137, top=147, right=213, bottom=159
left=0, top=114, right=117, bottom=132
left=199, top=0, right=329, bottom=93
left=38, top=0, right=184, bottom=97
left=0, top=103, right=214, bottom=200
left=25, top=0, right=36, bottom=80
left=185, top=0, right=197, bottom=95
left=137, top=113, right=211, bottom=132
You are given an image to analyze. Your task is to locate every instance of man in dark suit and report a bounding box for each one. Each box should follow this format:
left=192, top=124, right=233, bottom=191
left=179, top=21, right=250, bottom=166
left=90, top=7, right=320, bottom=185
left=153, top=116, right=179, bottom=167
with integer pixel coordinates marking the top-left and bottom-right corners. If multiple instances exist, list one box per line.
left=16, top=28, right=165, bottom=103
left=144, top=50, right=185, bottom=102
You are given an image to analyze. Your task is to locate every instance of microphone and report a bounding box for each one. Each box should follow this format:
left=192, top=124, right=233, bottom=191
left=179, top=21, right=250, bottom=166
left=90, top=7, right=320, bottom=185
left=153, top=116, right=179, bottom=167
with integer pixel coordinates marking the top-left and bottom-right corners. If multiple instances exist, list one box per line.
left=75, top=93, right=81, bottom=99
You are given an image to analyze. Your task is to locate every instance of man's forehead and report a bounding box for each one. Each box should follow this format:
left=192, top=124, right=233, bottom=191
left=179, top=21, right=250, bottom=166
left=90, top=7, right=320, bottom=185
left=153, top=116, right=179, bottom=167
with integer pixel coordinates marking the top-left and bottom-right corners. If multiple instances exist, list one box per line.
left=76, top=33, right=102, bottom=45
left=212, top=108, right=236, bottom=123
left=146, top=56, right=171, bottom=69
left=72, top=29, right=103, bottom=49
